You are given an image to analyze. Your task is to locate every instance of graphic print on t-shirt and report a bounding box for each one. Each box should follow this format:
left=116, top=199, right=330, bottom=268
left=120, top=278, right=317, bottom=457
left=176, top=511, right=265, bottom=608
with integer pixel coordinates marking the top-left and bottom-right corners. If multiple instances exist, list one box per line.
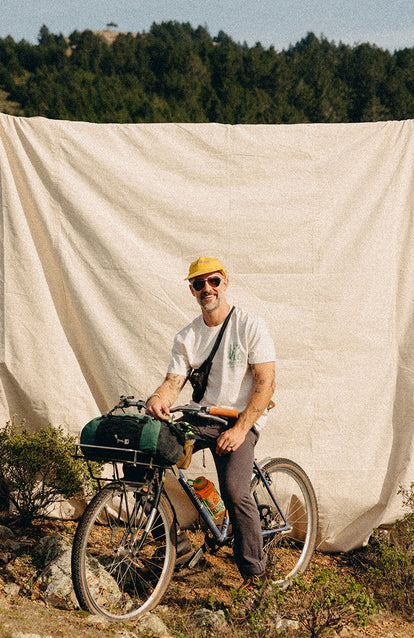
left=228, top=343, right=243, bottom=368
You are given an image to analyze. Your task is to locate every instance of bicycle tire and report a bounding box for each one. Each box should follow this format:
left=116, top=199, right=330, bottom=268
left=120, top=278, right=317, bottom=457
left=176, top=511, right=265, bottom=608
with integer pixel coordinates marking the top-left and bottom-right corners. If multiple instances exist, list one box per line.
left=250, top=457, right=318, bottom=587
left=71, top=482, right=176, bottom=620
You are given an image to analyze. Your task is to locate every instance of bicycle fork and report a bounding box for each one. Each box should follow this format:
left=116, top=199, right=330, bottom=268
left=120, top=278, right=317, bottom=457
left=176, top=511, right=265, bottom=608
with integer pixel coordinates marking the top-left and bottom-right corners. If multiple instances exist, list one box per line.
left=115, top=472, right=167, bottom=554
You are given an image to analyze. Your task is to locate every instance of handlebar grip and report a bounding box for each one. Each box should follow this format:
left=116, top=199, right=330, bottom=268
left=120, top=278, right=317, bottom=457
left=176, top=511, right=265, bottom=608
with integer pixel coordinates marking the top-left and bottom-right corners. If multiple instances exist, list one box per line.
left=207, top=407, right=239, bottom=418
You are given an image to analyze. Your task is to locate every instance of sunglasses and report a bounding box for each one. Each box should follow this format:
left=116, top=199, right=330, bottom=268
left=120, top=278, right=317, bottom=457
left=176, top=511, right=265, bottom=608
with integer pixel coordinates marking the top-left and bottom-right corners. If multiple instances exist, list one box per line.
left=191, top=276, right=224, bottom=291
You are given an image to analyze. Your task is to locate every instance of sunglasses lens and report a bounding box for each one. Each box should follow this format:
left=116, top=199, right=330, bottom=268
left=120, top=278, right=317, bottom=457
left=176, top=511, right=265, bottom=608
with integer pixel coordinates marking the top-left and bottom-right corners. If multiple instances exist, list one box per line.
left=192, top=277, right=222, bottom=291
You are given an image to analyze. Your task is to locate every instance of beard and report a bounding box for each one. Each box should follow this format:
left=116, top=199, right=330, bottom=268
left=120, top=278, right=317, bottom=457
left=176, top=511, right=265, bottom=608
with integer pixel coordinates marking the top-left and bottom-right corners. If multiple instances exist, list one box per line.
left=197, top=291, right=225, bottom=313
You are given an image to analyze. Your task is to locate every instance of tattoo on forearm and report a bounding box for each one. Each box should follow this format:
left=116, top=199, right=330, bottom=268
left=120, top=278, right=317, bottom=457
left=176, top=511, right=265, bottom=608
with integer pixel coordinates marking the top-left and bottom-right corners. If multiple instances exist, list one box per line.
left=254, top=384, right=270, bottom=394
left=165, top=374, right=184, bottom=393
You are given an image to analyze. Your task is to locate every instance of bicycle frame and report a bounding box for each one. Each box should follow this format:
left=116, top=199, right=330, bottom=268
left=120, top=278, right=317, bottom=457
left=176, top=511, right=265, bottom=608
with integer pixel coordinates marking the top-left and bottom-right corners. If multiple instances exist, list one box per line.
left=176, top=458, right=291, bottom=544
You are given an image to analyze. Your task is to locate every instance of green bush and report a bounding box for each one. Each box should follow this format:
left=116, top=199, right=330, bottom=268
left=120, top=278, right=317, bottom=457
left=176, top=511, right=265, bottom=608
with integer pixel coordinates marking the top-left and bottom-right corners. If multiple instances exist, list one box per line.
left=228, top=565, right=376, bottom=637
left=270, top=566, right=377, bottom=638
left=0, top=417, right=99, bottom=526
left=365, top=483, right=414, bottom=618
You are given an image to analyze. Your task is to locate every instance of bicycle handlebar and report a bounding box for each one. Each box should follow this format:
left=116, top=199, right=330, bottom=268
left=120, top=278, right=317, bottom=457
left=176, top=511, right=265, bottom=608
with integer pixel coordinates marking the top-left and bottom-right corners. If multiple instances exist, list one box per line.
left=113, top=395, right=239, bottom=420
left=207, top=406, right=239, bottom=418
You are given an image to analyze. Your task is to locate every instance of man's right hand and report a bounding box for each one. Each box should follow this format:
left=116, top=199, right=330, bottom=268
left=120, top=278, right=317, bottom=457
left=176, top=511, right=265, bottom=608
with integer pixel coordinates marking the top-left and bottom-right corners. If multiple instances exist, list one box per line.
left=145, top=373, right=186, bottom=420
left=145, top=396, right=170, bottom=420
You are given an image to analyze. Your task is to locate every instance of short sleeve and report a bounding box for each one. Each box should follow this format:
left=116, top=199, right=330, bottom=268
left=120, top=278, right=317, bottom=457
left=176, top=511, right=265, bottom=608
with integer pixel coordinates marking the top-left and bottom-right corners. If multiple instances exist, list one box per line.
left=247, top=316, right=276, bottom=364
left=167, top=333, right=191, bottom=376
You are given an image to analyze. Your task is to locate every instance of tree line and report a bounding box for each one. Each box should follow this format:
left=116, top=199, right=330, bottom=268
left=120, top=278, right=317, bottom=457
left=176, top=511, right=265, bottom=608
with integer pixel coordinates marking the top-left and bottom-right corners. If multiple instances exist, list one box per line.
left=1, top=22, right=414, bottom=124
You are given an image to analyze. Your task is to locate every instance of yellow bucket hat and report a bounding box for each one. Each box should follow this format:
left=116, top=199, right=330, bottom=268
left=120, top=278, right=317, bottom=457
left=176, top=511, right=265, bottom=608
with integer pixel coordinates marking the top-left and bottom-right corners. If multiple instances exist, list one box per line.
left=185, top=256, right=226, bottom=280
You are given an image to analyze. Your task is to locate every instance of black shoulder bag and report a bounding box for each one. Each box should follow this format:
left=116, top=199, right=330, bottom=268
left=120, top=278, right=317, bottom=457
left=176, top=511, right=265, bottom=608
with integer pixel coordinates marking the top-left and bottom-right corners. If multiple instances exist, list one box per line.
left=186, top=306, right=235, bottom=403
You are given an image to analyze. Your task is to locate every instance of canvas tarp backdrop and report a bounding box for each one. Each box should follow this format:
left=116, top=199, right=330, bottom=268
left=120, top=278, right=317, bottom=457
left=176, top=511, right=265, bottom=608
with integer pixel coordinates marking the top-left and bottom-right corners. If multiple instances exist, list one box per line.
left=0, top=113, right=413, bottom=552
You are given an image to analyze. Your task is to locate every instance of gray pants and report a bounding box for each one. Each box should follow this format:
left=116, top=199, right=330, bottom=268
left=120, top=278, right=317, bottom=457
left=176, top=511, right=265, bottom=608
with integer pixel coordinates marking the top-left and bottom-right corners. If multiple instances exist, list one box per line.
left=193, top=424, right=265, bottom=577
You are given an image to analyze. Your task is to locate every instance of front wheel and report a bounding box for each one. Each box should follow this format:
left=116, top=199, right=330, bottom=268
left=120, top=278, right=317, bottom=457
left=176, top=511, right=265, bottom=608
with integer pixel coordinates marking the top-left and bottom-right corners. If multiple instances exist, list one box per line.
left=71, top=482, right=176, bottom=621
left=250, top=458, right=318, bottom=587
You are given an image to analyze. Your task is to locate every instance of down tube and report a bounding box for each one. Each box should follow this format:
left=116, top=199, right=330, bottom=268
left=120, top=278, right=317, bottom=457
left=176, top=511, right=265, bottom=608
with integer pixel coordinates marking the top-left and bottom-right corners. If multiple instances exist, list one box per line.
left=177, top=469, right=231, bottom=542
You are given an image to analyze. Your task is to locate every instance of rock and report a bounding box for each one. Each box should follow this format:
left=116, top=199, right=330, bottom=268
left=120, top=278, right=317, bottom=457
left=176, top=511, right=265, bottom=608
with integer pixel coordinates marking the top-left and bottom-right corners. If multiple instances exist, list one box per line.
left=34, top=533, right=71, bottom=564
left=0, top=525, right=15, bottom=539
left=35, top=535, right=76, bottom=607
left=36, top=533, right=121, bottom=610
left=191, top=607, right=227, bottom=630
left=136, top=612, right=173, bottom=637
left=4, top=583, right=20, bottom=596
left=271, top=614, right=300, bottom=632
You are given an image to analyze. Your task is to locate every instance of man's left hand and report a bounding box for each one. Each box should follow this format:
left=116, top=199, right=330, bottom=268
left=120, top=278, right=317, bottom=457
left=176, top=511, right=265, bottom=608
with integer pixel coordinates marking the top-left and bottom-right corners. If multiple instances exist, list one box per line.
left=215, top=426, right=246, bottom=456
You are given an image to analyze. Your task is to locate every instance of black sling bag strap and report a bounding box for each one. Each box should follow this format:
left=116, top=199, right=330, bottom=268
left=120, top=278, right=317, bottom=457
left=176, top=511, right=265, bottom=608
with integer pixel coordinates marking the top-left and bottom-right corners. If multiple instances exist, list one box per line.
left=186, top=306, right=235, bottom=403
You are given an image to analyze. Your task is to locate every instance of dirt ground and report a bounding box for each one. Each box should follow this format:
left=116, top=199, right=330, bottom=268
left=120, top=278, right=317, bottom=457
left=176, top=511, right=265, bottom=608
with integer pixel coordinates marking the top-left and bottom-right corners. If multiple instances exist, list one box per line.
left=0, top=519, right=413, bottom=638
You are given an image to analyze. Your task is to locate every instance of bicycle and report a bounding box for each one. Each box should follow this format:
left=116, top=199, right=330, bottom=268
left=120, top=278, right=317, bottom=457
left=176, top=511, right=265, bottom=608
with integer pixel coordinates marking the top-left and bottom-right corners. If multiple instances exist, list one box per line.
left=71, top=396, right=318, bottom=621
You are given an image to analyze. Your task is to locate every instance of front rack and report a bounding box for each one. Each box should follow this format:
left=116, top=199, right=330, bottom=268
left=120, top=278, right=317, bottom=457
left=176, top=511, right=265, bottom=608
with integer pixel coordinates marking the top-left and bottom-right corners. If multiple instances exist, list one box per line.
left=73, top=443, right=171, bottom=489
left=73, top=443, right=170, bottom=468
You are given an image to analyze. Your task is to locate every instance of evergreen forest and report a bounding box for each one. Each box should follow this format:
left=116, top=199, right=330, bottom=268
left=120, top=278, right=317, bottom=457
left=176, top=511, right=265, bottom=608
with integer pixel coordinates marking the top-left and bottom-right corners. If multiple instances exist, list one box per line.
left=1, top=22, right=414, bottom=124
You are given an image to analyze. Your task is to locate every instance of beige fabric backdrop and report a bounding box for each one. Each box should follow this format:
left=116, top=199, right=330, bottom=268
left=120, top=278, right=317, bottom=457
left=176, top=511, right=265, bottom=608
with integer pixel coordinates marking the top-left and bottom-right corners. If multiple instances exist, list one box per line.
left=1, top=114, right=413, bottom=551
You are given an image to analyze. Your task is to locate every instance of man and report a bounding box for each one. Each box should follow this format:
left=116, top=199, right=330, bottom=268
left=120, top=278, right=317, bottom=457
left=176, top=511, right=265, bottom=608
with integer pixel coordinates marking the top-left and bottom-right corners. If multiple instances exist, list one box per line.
left=146, top=256, right=275, bottom=586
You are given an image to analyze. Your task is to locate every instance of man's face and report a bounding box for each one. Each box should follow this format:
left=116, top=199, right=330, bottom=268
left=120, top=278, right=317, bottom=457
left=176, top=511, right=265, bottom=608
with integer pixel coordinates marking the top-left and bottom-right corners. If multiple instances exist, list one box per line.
left=189, top=271, right=228, bottom=313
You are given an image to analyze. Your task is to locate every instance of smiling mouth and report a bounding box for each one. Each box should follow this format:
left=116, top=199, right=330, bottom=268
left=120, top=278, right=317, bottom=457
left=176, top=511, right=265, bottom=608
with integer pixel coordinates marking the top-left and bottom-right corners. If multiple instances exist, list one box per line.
left=198, top=292, right=222, bottom=312
left=200, top=293, right=218, bottom=306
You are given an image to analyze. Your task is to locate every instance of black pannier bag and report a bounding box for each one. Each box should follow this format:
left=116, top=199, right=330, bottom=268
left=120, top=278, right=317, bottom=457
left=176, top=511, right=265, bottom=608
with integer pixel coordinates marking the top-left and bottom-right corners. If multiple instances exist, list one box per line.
left=80, top=412, right=185, bottom=465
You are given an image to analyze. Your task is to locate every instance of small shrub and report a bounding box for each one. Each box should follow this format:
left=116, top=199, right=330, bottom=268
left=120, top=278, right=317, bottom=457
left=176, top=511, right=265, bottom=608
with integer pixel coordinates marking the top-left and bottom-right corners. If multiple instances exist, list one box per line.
left=365, top=482, right=414, bottom=618
left=399, top=482, right=414, bottom=512
left=270, top=565, right=377, bottom=638
left=0, top=416, right=99, bottom=526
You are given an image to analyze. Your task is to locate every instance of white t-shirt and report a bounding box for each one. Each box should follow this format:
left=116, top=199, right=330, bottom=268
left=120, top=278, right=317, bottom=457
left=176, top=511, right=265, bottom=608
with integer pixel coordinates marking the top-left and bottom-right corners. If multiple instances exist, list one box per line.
left=167, top=307, right=275, bottom=430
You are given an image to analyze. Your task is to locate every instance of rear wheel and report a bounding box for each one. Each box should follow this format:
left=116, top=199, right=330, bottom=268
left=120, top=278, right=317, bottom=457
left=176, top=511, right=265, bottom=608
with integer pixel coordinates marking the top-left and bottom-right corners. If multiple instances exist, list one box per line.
left=250, top=458, right=318, bottom=587
left=71, top=482, right=176, bottom=620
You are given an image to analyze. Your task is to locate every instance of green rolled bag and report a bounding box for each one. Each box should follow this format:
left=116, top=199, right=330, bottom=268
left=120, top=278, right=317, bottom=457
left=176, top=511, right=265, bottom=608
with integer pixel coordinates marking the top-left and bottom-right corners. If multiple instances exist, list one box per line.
left=80, top=412, right=185, bottom=465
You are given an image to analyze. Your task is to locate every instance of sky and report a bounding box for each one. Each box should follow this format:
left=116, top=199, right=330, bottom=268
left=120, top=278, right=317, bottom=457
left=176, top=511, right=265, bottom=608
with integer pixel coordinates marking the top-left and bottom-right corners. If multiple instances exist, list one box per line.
left=2, top=0, right=414, bottom=52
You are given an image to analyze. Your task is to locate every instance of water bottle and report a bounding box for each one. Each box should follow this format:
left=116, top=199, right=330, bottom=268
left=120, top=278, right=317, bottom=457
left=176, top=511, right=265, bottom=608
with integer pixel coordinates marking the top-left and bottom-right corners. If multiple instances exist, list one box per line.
left=190, top=476, right=225, bottom=520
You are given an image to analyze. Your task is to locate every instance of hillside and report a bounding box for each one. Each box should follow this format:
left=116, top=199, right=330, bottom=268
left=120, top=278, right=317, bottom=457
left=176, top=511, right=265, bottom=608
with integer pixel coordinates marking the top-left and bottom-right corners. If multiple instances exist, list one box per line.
left=1, top=22, right=414, bottom=124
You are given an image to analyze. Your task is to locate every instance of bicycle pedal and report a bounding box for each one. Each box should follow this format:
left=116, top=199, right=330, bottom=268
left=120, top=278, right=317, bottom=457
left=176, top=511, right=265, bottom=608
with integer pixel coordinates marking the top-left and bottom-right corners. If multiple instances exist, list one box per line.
left=187, top=546, right=205, bottom=569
